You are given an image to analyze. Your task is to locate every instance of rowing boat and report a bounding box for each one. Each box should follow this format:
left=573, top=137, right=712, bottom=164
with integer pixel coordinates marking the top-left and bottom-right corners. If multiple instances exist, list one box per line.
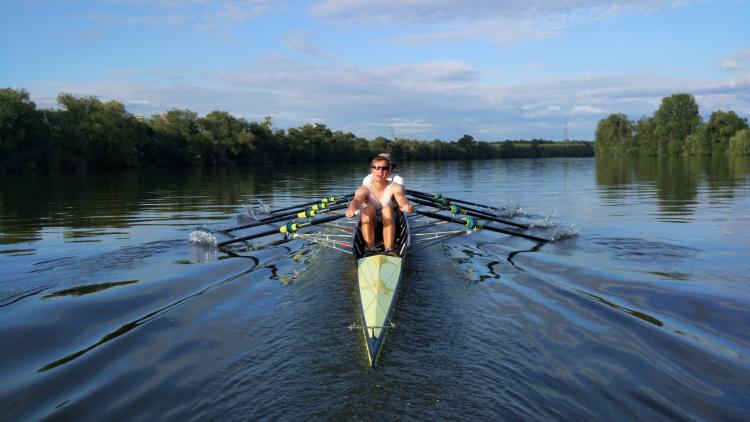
left=352, top=209, right=410, bottom=366
left=200, top=189, right=552, bottom=366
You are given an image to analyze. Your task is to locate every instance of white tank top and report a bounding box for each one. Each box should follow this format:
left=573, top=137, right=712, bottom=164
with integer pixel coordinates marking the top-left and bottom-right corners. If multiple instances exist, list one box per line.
left=363, top=179, right=396, bottom=209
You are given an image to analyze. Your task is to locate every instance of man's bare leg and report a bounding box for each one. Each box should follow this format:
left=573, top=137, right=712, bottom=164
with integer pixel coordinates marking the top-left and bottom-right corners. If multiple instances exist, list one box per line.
left=381, top=206, right=395, bottom=250
left=360, top=206, right=377, bottom=248
left=348, top=187, right=378, bottom=248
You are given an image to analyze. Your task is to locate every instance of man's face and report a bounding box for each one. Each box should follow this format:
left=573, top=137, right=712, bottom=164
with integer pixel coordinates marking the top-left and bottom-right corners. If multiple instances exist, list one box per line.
left=371, top=159, right=390, bottom=181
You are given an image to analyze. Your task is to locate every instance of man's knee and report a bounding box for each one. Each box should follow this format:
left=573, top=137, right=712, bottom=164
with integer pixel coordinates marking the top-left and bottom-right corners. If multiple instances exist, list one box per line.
left=361, top=206, right=377, bottom=222
left=381, top=207, right=394, bottom=222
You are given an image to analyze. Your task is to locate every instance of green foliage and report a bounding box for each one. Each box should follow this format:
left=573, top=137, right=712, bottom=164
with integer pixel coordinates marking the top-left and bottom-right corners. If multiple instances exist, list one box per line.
left=653, top=93, right=702, bottom=155
left=0, top=88, right=47, bottom=170
left=727, top=129, right=750, bottom=155
left=702, top=111, right=748, bottom=155
left=595, top=113, right=633, bottom=156
left=634, top=117, right=657, bottom=156
left=1, top=88, right=595, bottom=171
left=597, top=93, right=748, bottom=157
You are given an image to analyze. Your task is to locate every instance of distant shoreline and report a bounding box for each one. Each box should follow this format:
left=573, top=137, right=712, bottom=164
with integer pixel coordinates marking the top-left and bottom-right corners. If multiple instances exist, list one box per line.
left=1, top=88, right=593, bottom=172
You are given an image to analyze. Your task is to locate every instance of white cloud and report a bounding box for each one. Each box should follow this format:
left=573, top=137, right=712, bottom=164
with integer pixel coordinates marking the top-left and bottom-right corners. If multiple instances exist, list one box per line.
left=723, top=49, right=750, bottom=71
left=282, top=32, right=340, bottom=61
left=389, top=118, right=433, bottom=134
left=28, top=58, right=750, bottom=141
left=309, top=0, right=668, bottom=24
left=569, top=105, right=606, bottom=114
left=309, top=0, right=689, bottom=44
left=93, top=0, right=281, bottom=29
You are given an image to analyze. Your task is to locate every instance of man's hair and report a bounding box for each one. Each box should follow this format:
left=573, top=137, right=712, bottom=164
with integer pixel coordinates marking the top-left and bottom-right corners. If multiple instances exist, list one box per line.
left=371, top=153, right=396, bottom=168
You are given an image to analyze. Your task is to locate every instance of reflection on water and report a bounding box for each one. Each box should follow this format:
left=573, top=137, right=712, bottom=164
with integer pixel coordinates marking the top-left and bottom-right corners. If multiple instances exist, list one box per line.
left=42, top=280, right=139, bottom=298
left=595, top=156, right=750, bottom=222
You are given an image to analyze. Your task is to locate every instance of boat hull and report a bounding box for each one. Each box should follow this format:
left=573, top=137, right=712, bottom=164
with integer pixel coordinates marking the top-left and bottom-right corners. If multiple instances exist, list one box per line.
left=353, top=209, right=409, bottom=366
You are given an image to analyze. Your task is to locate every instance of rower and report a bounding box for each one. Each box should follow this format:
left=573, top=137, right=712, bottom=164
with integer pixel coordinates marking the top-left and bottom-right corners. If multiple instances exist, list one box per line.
left=346, top=154, right=413, bottom=256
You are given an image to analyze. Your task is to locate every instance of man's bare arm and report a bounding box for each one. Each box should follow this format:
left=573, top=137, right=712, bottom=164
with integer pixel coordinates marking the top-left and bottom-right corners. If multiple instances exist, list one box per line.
left=346, top=186, right=370, bottom=218
left=392, top=184, right=413, bottom=214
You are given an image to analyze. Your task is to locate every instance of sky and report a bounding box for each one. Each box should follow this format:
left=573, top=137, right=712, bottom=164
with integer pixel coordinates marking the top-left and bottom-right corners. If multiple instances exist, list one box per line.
left=1, top=0, right=749, bottom=141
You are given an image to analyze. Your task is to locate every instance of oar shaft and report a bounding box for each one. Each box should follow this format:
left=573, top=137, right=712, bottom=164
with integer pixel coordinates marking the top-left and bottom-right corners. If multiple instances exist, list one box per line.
left=268, top=194, right=353, bottom=214
left=218, top=214, right=346, bottom=247
left=415, top=210, right=548, bottom=243
left=408, top=196, right=529, bottom=230
left=407, top=190, right=499, bottom=211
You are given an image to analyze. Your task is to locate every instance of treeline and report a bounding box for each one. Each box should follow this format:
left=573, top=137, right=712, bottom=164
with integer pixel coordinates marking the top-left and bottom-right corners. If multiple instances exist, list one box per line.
left=595, top=93, right=750, bottom=156
left=1, top=88, right=593, bottom=171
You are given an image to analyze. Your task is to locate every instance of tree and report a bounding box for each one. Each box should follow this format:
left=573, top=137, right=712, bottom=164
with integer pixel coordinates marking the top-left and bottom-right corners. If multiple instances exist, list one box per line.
left=0, top=88, right=46, bottom=170
left=456, top=134, right=476, bottom=157
left=595, top=113, right=633, bottom=156
left=370, top=136, right=391, bottom=156
left=727, top=129, right=750, bottom=156
left=653, top=93, right=702, bottom=155
left=55, top=94, right=145, bottom=168
left=703, top=110, right=748, bottom=155
left=633, top=116, right=657, bottom=156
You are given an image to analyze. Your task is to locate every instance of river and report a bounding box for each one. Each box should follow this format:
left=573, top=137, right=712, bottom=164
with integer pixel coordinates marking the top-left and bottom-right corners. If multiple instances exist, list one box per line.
left=1, top=156, right=749, bottom=420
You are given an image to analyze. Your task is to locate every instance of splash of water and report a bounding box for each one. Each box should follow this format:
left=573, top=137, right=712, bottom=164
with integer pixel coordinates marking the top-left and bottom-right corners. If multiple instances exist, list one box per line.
left=551, top=224, right=579, bottom=241
left=257, top=199, right=271, bottom=214
left=188, top=229, right=218, bottom=247
left=531, top=207, right=559, bottom=229
left=236, top=204, right=258, bottom=223
left=190, top=244, right=218, bottom=263
left=236, top=199, right=273, bottom=223
left=498, top=198, right=523, bottom=217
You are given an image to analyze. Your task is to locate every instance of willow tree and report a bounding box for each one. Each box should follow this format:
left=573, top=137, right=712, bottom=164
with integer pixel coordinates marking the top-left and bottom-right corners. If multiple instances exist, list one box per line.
left=595, top=113, right=633, bottom=156
left=727, top=129, right=750, bottom=155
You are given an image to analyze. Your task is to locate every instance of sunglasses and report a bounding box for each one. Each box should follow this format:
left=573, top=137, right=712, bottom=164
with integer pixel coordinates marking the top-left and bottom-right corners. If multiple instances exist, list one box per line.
left=371, top=165, right=390, bottom=171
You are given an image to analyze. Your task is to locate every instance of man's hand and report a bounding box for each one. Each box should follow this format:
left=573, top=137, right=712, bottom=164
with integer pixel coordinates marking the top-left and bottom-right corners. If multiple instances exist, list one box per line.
left=346, top=199, right=362, bottom=218
left=400, top=203, right=413, bottom=214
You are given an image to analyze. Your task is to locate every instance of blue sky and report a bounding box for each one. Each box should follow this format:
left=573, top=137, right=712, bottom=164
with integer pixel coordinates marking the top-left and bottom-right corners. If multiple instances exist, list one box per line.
left=2, top=0, right=749, bottom=141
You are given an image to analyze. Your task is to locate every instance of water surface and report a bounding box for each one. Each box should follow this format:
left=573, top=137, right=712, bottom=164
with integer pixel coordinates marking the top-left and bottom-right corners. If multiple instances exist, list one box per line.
left=1, top=157, right=749, bottom=420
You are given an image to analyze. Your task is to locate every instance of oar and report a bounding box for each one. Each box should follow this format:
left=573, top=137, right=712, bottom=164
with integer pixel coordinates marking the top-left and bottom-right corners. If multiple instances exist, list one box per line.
left=407, top=190, right=503, bottom=212
left=408, top=196, right=529, bottom=230
left=223, top=202, right=349, bottom=234
left=218, top=214, right=347, bottom=247
left=266, top=194, right=353, bottom=215
left=407, top=190, right=526, bottom=227
left=415, top=210, right=549, bottom=243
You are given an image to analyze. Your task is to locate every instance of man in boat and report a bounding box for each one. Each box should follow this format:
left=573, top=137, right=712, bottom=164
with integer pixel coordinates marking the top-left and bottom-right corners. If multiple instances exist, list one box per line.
left=346, top=154, right=413, bottom=256
left=361, top=153, right=404, bottom=186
